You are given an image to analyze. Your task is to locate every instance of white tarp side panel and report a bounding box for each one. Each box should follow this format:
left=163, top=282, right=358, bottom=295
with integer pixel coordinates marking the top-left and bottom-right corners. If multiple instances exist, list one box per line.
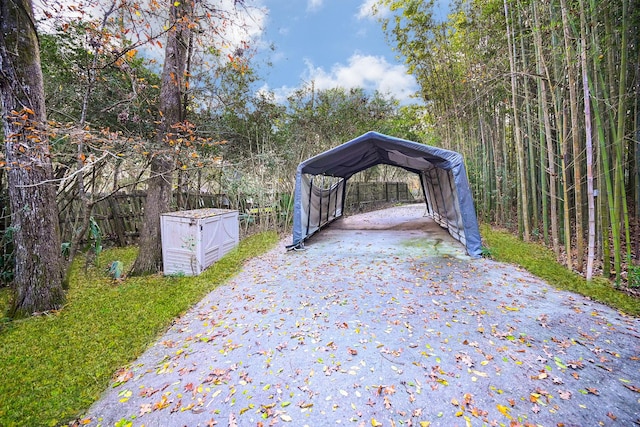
left=439, top=168, right=464, bottom=244
left=331, top=179, right=345, bottom=219
left=421, top=171, right=435, bottom=218
left=451, top=163, right=483, bottom=257
left=422, top=169, right=438, bottom=223
left=292, top=170, right=308, bottom=245
left=440, top=168, right=461, bottom=241
left=430, top=168, right=448, bottom=228
left=292, top=173, right=346, bottom=246
left=299, top=173, right=312, bottom=239
left=436, top=169, right=460, bottom=240
left=445, top=169, right=467, bottom=246
left=421, top=168, right=468, bottom=247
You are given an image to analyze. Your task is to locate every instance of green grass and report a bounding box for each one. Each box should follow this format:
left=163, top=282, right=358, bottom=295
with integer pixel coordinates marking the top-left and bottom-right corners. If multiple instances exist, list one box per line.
left=481, top=224, right=639, bottom=317
left=0, top=231, right=279, bottom=427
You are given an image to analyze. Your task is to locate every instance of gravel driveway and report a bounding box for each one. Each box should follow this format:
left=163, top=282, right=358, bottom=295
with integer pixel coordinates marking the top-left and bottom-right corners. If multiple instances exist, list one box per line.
left=83, top=204, right=640, bottom=427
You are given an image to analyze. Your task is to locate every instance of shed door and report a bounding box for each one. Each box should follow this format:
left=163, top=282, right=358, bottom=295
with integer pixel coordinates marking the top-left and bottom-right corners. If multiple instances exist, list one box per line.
left=201, top=212, right=238, bottom=267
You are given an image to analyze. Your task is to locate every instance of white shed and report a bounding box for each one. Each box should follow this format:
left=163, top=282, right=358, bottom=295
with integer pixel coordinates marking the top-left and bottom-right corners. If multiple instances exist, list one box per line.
left=161, top=208, right=239, bottom=276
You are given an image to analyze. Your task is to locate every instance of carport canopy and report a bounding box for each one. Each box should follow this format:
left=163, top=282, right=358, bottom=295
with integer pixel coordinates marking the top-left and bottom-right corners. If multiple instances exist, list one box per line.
left=290, top=131, right=483, bottom=257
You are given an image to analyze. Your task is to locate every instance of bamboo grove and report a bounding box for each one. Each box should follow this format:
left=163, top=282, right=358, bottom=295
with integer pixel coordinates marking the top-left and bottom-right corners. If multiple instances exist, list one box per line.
left=382, top=0, right=639, bottom=281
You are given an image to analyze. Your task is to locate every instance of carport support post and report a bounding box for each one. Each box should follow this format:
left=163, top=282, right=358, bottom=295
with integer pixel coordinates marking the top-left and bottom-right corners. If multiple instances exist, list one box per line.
left=305, top=176, right=314, bottom=236
left=334, top=179, right=340, bottom=218
left=318, top=176, right=324, bottom=230
left=341, top=178, right=348, bottom=216
left=419, top=171, right=430, bottom=215
left=326, top=177, right=332, bottom=223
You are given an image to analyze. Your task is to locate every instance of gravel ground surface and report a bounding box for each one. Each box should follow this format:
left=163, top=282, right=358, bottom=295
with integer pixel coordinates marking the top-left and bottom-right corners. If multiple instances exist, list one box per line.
left=83, top=204, right=640, bottom=427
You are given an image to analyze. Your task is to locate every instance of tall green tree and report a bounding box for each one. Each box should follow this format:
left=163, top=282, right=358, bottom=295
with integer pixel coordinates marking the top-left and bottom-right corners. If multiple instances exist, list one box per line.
left=131, top=0, right=192, bottom=274
left=0, top=0, right=65, bottom=316
left=379, top=0, right=638, bottom=282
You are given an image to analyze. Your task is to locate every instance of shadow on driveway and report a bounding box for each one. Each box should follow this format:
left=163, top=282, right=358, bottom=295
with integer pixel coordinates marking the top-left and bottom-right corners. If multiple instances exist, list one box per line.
left=84, top=205, right=640, bottom=427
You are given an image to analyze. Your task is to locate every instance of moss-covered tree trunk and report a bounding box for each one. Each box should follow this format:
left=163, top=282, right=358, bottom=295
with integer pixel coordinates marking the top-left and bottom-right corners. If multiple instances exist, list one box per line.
left=0, top=0, right=65, bottom=316
left=130, top=0, right=191, bottom=275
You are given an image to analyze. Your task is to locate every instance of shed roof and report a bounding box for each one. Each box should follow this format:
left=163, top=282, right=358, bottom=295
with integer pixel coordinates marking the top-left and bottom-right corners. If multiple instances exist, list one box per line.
left=299, top=131, right=463, bottom=177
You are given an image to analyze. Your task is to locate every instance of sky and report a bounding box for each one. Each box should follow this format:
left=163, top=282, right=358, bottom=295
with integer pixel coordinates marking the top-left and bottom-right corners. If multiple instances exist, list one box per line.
left=251, top=0, right=422, bottom=105
left=37, top=0, right=448, bottom=106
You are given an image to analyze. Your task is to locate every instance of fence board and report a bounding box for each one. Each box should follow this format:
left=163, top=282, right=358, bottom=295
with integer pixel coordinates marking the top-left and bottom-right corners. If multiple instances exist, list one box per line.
left=52, top=182, right=415, bottom=246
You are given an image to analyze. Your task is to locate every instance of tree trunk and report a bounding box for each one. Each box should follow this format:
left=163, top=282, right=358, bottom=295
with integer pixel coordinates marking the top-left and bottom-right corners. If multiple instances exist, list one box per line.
left=504, top=0, right=530, bottom=241
left=518, top=3, right=538, bottom=235
left=561, top=101, right=574, bottom=271
left=130, top=0, right=191, bottom=275
left=560, top=0, right=585, bottom=272
left=579, top=0, right=595, bottom=280
left=0, top=0, right=65, bottom=316
left=532, top=0, right=559, bottom=256
left=614, top=0, right=631, bottom=266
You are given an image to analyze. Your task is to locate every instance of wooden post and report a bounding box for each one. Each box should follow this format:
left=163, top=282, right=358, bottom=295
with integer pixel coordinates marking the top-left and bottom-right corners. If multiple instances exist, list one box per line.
left=108, top=196, right=128, bottom=247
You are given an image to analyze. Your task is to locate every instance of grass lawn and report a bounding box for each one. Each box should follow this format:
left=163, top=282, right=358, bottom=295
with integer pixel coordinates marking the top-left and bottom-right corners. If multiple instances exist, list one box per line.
left=0, top=231, right=279, bottom=427
left=481, top=224, right=639, bottom=317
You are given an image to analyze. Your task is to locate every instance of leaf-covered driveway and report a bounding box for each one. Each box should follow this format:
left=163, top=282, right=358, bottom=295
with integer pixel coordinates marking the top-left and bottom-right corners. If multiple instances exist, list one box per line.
left=84, top=205, right=640, bottom=427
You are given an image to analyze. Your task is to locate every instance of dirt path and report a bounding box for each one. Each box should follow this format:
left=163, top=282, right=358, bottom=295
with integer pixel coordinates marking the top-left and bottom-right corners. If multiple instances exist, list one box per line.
left=83, top=205, right=640, bottom=427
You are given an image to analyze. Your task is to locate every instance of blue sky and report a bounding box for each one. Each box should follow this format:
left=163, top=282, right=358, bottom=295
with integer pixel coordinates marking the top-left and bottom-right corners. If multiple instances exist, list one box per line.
left=252, top=0, right=422, bottom=104
left=38, top=0, right=447, bottom=105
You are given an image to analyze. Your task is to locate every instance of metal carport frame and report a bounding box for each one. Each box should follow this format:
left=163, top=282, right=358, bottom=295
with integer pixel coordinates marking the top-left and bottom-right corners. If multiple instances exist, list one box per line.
left=290, top=131, right=482, bottom=257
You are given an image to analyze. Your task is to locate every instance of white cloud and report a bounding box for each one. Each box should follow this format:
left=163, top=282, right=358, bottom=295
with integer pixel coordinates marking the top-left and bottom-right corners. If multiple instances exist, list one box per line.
left=256, top=83, right=297, bottom=105
left=302, top=54, right=418, bottom=104
left=307, top=0, right=323, bottom=12
left=356, top=0, right=391, bottom=20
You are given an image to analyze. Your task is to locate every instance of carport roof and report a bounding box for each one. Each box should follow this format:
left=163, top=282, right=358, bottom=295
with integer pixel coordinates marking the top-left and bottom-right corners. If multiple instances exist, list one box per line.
left=298, top=131, right=463, bottom=178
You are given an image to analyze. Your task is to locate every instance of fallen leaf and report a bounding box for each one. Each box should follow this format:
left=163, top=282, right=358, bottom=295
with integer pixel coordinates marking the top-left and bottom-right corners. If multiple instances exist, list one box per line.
left=559, top=390, right=572, bottom=400
left=371, top=418, right=383, bottom=426
left=531, top=372, right=548, bottom=380
left=623, top=384, right=640, bottom=393
left=113, top=368, right=133, bottom=386
left=139, top=403, right=152, bottom=416
left=496, top=404, right=512, bottom=420
left=384, top=396, right=392, bottom=409
left=153, top=395, right=170, bottom=410
left=170, top=399, right=182, bottom=414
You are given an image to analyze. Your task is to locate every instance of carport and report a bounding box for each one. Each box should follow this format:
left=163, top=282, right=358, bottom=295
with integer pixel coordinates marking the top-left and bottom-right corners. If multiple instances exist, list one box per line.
left=290, top=131, right=482, bottom=257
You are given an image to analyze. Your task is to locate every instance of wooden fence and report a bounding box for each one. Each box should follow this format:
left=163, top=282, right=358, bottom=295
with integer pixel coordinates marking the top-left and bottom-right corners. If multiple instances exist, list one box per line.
left=57, top=181, right=414, bottom=245
left=344, top=181, right=414, bottom=210
left=0, top=181, right=415, bottom=284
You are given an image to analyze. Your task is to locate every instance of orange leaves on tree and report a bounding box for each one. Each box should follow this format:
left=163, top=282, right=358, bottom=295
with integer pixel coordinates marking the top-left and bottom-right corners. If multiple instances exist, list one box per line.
left=125, top=49, right=138, bottom=60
